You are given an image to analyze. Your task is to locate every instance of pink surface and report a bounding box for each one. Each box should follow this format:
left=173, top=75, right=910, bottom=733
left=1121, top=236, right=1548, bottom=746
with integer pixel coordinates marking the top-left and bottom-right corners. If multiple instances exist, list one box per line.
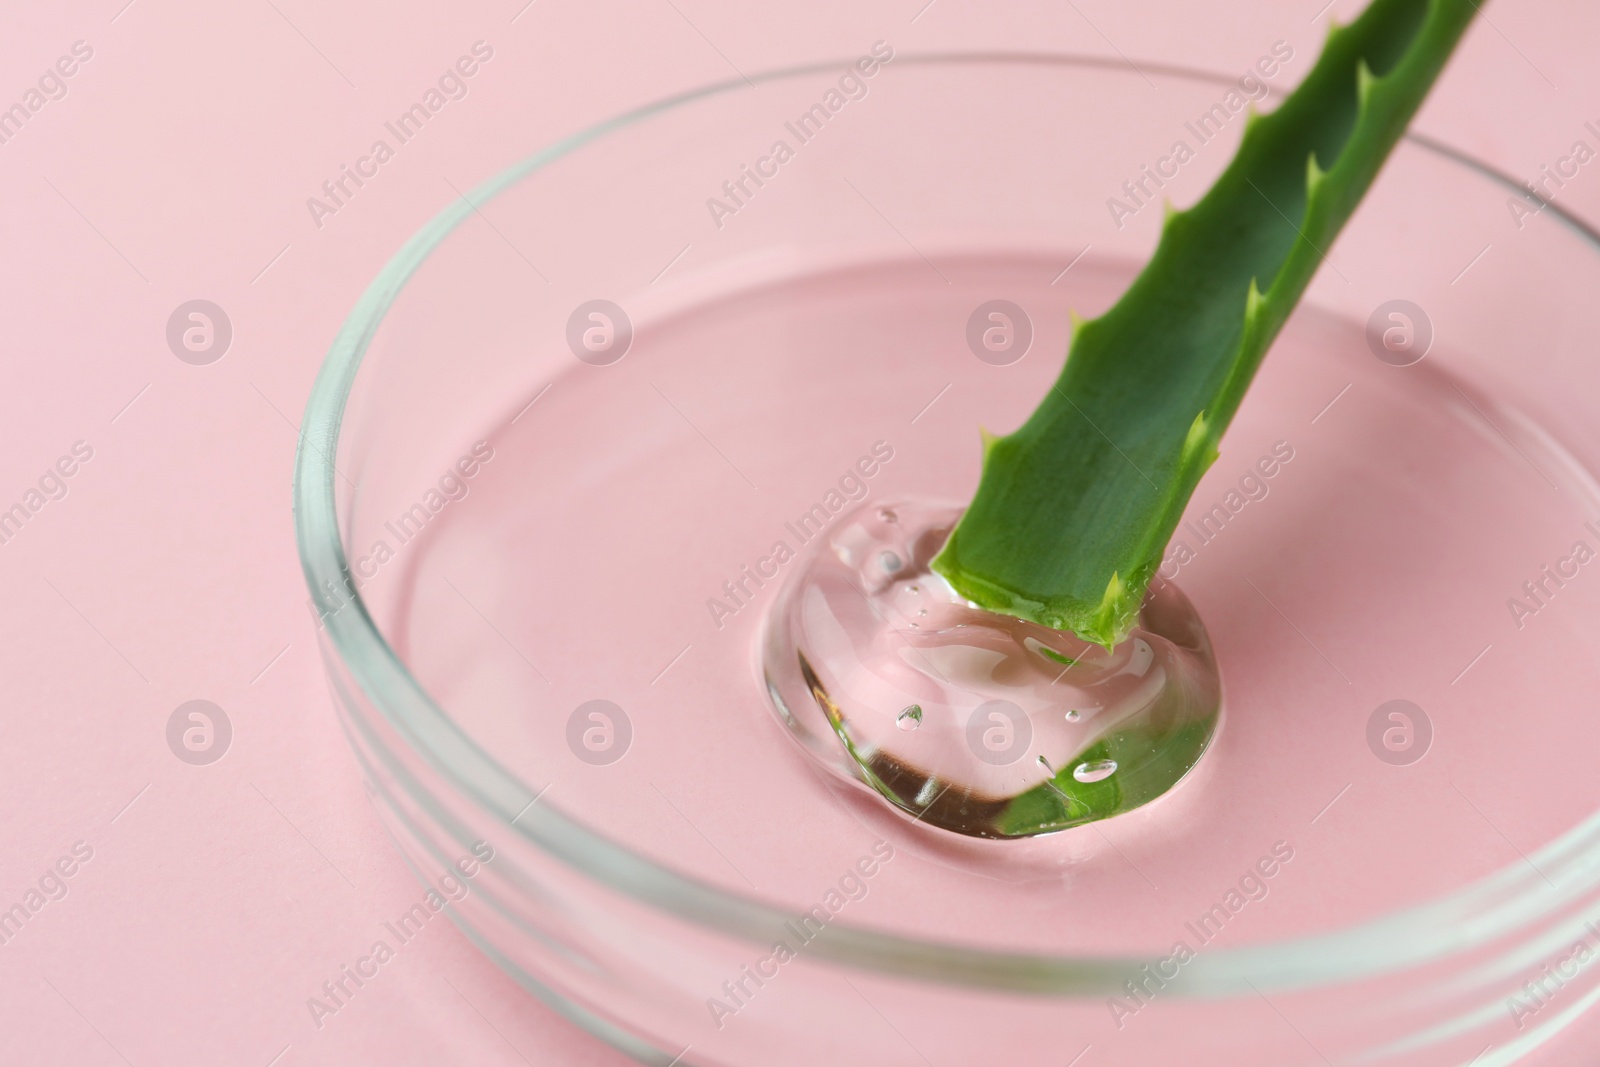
left=0, top=1, right=1595, bottom=1064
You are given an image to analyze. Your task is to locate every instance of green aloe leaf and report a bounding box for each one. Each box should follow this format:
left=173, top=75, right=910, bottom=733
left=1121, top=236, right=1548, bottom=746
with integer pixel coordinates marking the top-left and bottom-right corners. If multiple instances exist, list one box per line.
left=932, top=0, right=1479, bottom=647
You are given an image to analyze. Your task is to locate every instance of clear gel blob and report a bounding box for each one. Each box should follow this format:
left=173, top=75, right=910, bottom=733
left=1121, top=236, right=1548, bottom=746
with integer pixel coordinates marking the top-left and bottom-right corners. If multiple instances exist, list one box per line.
left=761, top=500, right=1222, bottom=838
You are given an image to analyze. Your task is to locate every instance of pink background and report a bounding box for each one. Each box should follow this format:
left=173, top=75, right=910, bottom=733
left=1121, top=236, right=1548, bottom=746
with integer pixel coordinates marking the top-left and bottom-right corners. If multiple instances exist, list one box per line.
left=0, top=1, right=1594, bottom=1063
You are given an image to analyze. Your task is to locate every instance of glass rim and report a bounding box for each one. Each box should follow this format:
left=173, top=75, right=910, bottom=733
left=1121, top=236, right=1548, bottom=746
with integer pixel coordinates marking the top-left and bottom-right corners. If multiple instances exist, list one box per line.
left=293, top=49, right=1600, bottom=994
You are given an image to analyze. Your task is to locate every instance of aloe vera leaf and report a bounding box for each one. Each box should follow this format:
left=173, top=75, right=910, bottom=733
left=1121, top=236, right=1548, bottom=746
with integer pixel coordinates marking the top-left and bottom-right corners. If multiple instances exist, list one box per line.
left=931, top=0, right=1479, bottom=647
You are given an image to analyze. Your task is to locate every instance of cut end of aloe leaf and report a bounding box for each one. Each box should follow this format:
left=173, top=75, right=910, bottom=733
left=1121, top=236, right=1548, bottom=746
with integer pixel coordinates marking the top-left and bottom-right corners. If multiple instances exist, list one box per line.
left=930, top=539, right=1144, bottom=650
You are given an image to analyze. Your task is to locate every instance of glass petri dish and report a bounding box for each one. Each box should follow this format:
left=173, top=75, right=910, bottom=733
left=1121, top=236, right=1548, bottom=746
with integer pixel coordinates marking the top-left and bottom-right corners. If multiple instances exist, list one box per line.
left=296, top=52, right=1600, bottom=1065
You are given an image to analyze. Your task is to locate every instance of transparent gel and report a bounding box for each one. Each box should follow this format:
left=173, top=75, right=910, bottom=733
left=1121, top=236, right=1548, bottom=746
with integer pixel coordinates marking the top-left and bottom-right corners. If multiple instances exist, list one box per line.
left=762, top=499, right=1221, bottom=837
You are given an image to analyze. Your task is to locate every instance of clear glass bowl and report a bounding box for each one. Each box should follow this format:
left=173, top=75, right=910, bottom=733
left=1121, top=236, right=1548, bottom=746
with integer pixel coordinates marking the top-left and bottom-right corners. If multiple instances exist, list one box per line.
left=296, top=53, right=1600, bottom=1065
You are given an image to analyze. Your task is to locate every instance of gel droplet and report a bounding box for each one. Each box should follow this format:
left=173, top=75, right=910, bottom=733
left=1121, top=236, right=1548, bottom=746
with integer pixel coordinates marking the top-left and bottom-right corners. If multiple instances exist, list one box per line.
left=760, top=499, right=1221, bottom=838
left=1073, top=758, right=1118, bottom=784
left=878, top=507, right=898, bottom=524
left=880, top=551, right=903, bottom=573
